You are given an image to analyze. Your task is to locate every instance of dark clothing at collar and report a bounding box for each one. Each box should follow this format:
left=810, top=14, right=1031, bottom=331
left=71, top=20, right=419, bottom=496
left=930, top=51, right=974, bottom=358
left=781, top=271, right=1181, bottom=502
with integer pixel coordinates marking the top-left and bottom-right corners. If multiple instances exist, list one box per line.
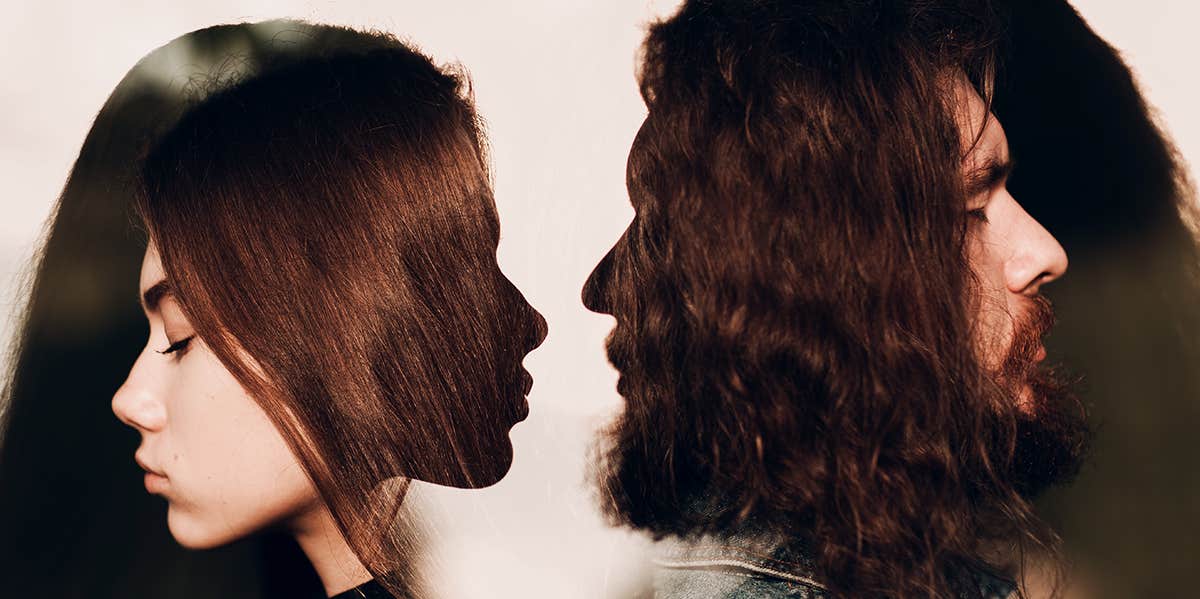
left=329, top=579, right=394, bottom=599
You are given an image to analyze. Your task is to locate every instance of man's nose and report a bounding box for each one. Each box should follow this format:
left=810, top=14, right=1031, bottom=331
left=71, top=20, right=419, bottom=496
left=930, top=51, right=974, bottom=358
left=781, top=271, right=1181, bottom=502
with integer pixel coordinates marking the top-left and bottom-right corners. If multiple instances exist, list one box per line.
left=1006, top=206, right=1068, bottom=296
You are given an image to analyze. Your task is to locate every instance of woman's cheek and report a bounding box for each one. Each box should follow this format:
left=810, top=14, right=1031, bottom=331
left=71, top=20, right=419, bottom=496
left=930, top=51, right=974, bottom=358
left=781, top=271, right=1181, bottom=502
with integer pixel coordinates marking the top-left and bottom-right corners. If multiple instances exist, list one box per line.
left=162, top=345, right=320, bottom=547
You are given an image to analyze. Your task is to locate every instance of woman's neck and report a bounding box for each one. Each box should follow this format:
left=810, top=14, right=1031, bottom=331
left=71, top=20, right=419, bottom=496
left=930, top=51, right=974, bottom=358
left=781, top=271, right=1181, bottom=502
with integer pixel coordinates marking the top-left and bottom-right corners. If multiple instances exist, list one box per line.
left=290, top=503, right=372, bottom=597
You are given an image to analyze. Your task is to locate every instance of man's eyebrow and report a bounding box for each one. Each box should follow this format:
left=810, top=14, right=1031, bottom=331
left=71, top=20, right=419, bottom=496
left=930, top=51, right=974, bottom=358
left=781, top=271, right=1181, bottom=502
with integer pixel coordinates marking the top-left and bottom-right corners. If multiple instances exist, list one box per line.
left=140, top=280, right=172, bottom=313
left=964, top=156, right=1015, bottom=198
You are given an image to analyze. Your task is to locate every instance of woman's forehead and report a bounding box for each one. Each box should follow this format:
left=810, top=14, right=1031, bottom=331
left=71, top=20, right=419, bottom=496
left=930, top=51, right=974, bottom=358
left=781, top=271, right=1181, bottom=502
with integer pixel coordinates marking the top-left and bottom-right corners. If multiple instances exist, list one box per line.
left=138, top=243, right=166, bottom=301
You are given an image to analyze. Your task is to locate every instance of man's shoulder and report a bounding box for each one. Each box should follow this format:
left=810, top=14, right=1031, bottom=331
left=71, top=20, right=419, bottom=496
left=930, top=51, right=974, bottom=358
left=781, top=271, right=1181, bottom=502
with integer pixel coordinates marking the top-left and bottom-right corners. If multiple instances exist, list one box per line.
left=651, top=532, right=1017, bottom=599
left=652, top=532, right=827, bottom=598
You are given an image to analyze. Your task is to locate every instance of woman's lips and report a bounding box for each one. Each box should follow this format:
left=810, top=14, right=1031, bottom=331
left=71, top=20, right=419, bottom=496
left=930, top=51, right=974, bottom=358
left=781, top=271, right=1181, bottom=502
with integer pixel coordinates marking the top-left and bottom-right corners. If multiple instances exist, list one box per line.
left=143, top=471, right=170, bottom=494
left=135, top=453, right=169, bottom=494
left=512, top=370, right=533, bottom=423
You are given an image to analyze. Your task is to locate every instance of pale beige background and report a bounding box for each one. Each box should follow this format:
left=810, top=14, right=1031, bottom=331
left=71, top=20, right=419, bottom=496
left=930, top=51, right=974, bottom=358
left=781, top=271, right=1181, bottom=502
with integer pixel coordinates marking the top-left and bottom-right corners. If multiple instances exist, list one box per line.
left=0, top=1, right=1195, bottom=598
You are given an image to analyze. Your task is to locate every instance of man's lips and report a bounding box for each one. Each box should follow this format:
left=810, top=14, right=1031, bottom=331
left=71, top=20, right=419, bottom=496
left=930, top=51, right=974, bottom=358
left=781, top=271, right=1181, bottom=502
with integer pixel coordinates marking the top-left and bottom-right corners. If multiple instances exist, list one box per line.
left=521, top=369, right=534, bottom=396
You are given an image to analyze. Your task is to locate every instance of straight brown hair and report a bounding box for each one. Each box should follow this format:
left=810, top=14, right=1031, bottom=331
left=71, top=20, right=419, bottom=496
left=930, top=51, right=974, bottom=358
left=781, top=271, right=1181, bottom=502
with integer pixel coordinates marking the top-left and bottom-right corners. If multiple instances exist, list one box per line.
left=135, top=26, right=545, bottom=596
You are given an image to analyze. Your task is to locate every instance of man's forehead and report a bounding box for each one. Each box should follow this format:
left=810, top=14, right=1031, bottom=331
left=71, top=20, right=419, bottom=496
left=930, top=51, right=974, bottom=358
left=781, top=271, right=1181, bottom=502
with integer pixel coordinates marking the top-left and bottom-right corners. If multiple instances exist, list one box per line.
left=952, top=76, right=1010, bottom=165
left=966, top=116, right=1010, bottom=167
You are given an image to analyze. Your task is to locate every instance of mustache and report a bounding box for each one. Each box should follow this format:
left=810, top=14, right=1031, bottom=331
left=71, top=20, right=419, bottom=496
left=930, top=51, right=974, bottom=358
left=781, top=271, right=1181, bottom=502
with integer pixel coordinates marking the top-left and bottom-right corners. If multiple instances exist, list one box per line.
left=999, top=294, right=1055, bottom=384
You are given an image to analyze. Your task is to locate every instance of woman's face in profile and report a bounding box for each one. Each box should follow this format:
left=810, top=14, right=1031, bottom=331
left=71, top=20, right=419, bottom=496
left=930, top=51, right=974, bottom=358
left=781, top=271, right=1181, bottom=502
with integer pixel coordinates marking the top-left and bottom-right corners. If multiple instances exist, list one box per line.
left=111, top=243, right=318, bottom=549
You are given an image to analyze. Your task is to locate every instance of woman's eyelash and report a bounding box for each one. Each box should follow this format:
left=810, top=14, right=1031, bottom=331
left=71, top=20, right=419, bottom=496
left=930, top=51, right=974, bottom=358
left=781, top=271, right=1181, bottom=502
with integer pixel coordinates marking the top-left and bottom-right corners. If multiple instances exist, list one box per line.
left=967, top=207, right=989, bottom=223
left=157, top=335, right=195, bottom=356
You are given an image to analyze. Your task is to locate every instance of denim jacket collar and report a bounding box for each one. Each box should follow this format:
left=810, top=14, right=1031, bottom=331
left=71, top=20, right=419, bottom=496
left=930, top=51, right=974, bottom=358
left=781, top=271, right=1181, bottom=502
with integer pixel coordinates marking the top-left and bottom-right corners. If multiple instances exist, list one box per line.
left=654, top=528, right=1017, bottom=599
left=655, top=530, right=826, bottom=592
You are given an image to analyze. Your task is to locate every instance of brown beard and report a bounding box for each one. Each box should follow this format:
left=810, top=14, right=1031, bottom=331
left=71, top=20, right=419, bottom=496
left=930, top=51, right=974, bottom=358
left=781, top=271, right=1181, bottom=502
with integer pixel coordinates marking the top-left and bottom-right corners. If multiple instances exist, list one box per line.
left=999, top=295, right=1091, bottom=498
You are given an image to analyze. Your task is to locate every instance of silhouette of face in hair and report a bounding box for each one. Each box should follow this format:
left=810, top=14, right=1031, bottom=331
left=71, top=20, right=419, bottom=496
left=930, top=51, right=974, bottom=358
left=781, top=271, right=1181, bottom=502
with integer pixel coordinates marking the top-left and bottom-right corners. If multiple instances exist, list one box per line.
left=114, top=231, right=547, bottom=548
left=112, top=46, right=550, bottom=555
left=583, top=76, right=1086, bottom=499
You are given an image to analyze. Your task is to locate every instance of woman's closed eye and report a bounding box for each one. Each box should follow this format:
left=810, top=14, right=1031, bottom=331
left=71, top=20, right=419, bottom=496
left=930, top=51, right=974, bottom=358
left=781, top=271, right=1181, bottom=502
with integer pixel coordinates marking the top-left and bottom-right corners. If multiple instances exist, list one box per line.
left=157, top=335, right=195, bottom=356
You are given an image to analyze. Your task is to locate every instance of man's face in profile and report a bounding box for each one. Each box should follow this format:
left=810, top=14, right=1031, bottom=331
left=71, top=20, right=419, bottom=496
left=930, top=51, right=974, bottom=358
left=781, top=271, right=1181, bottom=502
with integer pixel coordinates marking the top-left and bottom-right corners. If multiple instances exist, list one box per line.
left=582, top=75, right=1088, bottom=498
left=955, top=79, right=1069, bottom=411
left=955, top=79, right=1088, bottom=495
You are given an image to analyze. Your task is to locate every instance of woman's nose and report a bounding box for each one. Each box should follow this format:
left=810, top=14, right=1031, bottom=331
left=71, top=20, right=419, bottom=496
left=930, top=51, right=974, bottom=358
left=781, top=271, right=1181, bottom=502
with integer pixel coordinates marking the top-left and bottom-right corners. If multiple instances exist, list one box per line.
left=111, top=354, right=166, bottom=433
left=582, top=245, right=616, bottom=315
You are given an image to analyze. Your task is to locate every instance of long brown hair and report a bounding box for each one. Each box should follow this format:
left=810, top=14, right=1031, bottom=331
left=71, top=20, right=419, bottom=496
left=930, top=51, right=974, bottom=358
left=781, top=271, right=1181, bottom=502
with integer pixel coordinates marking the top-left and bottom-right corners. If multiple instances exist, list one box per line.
left=0, top=21, right=430, bottom=598
left=135, top=27, right=546, bottom=596
left=584, top=1, right=1084, bottom=597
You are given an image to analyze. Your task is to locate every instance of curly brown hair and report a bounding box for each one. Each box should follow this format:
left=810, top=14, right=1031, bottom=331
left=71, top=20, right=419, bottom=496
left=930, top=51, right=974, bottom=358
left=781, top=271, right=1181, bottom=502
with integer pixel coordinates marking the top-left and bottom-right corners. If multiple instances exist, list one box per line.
left=583, top=1, right=1087, bottom=597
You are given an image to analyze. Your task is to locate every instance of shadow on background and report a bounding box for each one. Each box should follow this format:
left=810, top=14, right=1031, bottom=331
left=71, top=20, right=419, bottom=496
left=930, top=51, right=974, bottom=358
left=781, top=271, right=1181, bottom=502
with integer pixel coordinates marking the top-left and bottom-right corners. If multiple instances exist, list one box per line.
left=0, top=21, right=415, bottom=599
left=997, top=1, right=1200, bottom=597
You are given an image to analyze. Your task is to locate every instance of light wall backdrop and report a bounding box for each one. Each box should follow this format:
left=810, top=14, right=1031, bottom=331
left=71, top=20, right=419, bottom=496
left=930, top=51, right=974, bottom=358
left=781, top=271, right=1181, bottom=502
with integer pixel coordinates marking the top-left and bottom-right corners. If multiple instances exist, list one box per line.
left=0, top=2, right=1195, bottom=598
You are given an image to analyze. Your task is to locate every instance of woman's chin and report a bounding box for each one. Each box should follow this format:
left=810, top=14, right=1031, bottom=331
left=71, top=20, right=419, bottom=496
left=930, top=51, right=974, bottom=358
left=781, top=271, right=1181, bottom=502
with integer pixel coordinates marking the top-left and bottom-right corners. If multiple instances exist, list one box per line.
left=166, top=507, right=241, bottom=550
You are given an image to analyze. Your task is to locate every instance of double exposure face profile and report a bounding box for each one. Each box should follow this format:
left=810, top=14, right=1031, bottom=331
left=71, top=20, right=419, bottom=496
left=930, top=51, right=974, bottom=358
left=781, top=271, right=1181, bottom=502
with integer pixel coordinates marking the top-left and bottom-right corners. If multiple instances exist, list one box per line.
left=583, top=1, right=1089, bottom=597
left=955, top=77, right=1089, bottom=499
left=110, top=23, right=546, bottom=597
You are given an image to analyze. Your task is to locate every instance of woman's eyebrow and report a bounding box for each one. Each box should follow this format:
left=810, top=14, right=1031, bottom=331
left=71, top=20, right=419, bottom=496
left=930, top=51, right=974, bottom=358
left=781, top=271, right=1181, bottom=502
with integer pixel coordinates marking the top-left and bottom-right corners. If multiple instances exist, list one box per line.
left=140, top=280, right=172, bottom=314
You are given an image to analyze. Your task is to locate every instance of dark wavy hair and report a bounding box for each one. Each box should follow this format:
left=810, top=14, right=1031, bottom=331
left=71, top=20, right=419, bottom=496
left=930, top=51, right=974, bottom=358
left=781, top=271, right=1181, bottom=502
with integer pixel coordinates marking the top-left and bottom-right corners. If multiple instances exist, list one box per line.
left=583, top=1, right=1082, bottom=597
